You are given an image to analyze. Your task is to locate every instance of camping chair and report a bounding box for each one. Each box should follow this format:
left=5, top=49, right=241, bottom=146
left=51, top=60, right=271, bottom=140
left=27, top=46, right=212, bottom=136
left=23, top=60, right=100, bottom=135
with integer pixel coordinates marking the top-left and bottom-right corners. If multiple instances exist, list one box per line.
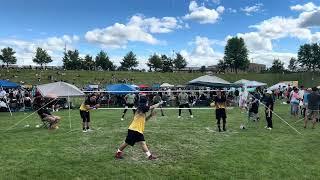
left=40, top=118, right=51, bottom=128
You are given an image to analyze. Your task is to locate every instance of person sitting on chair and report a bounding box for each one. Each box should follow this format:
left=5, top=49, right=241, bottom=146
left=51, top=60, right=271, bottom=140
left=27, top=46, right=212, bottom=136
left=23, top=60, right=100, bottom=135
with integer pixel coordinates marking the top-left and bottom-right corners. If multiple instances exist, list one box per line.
left=33, top=95, right=61, bottom=129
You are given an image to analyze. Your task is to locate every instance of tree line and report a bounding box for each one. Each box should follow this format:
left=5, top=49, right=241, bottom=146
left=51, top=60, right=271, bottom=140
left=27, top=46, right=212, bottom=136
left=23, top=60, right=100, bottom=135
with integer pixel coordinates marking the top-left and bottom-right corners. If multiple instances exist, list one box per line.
left=1, top=38, right=319, bottom=73
left=268, top=43, right=320, bottom=73
left=0, top=47, right=188, bottom=72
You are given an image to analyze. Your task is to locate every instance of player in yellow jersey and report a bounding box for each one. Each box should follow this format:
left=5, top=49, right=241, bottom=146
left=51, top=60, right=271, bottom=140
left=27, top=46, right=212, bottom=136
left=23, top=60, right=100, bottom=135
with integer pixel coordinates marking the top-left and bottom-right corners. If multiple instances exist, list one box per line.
left=115, top=96, right=163, bottom=160
left=210, top=90, right=227, bottom=132
left=79, top=94, right=100, bottom=132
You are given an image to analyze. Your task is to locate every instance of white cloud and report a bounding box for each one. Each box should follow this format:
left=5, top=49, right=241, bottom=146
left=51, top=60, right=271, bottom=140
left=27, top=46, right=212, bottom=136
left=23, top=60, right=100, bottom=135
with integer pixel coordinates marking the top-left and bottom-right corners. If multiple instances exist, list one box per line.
left=85, top=15, right=182, bottom=48
left=298, top=10, right=320, bottom=28
left=241, top=3, right=263, bottom=16
left=250, top=51, right=297, bottom=67
left=290, top=2, right=319, bottom=12
left=183, top=1, right=224, bottom=24
left=237, top=32, right=273, bottom=52
left=249, top=8, right=320, bottom=43
left=180, top=36, right=223, bottom=66
left=0, top=35, right=79, bottom=66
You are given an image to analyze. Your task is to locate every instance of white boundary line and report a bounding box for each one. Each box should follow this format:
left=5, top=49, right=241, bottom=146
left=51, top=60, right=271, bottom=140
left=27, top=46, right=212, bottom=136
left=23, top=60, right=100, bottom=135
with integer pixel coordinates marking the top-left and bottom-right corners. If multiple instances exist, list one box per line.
left=247, top=93, right=302, bottom=135
left=82, top=89, right=234, bottom=93
left=5, top=98, right=58, bottom=131
left=98, top=107, right=234, bottom=110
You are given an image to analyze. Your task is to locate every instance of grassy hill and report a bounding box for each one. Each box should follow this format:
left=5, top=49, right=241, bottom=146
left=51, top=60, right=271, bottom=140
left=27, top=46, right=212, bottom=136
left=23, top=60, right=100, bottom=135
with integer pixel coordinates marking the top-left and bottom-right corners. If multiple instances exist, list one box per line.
left=0, top=69, right=319, bottom=88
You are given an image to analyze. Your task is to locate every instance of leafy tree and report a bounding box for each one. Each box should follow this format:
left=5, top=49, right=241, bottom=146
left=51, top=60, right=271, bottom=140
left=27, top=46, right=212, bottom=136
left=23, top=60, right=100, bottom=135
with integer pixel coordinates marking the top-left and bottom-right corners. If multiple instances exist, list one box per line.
left=173, top=53, right=187, bottom=70
left=0, top=47, right=17, bottom=67
left=161, top=55, right=173, bottom=72
left=95, top=51, right=115, bottom=71
left=298, top=44, right=312, bottom=70
left=224, top=37, right=249, bottom=73
left=120, top=51, right=138, bottom=71
left=82, top=55, right=95, bottom=70
left=288, top=57, right=298, bottom=72
left=200, top=66, right=206, bottom=73
left=147, top=54, right=162, bottom=71
left=62, top=50, right=82, bottom=70
left=269, top=59, right=285, bottom=73
left=217, top=59, right=227, bottom=73
left=311, top=43, right=320, bottom=71
left=33, top=47, right=52, bottom=68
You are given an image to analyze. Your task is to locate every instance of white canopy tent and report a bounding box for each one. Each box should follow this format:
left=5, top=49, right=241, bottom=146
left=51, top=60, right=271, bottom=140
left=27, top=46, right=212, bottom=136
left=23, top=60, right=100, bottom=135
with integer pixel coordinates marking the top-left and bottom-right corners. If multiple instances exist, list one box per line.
left=188, top=75, right=233, bottom=87
left=268, top=82, right=288, bottom=91
left=234, top=79, right=267, bottom=87
left=37, top=82, right=84, bottom=129
left=37, top=82, right=84, bottom=97
left=160, top=83, right=174, bottom=88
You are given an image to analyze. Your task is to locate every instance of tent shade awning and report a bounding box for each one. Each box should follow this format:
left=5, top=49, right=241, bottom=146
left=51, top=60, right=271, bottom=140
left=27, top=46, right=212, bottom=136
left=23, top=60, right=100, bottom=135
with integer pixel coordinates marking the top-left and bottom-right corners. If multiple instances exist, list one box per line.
left=234, top=79, right=267, bottom=87
left=268, top=83, right=288, bottom=91
left=37, top=82, right=84, bottom=97
left=160, top=83, right=174, bottom=88
left=0, top=80, right=21, bottom=88
left=139, top=84, right=150, bottom=88
left=106, top=84, right=137, bottom=94
left=188, top=75, right=233, bottom=87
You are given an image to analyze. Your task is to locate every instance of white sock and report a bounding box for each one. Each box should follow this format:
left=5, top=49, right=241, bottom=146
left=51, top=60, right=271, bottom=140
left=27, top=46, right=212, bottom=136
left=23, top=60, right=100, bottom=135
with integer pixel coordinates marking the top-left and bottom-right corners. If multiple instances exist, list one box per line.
left=145, top=151, right=151, bottom=157
left=117, top=149, right=122, bottom=153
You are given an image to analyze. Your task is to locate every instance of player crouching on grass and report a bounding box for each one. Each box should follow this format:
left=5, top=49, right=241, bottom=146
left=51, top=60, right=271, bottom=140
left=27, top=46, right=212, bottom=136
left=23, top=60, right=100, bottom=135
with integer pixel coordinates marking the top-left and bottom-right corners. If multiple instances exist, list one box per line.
left=33, top=94, right=61, bottom=130
left=79, top=94, right=100, bottom=132
left=115, top=97, right=163, bottom=160
left=210, top=90, right=227, bottom=132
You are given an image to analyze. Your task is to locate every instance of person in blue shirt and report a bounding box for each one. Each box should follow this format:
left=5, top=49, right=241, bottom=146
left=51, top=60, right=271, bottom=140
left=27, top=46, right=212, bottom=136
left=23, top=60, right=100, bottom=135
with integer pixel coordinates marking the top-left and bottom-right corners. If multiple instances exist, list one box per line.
left=302, top=88, right=311, bottom=118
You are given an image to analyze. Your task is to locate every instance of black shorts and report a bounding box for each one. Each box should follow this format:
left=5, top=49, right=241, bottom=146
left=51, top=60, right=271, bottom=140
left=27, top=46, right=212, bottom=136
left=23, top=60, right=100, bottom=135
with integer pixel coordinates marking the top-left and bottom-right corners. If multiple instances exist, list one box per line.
left=216, top=109, right=226, bottom=120
left=125, top=129, right=145, bottom=146
left=179, top=103, right=190, bottom=108
left=80, top=110, right=90, bottom=122
left=249, top=103, right=259, bottom=114
left=125, top=103, right=135, bottom=108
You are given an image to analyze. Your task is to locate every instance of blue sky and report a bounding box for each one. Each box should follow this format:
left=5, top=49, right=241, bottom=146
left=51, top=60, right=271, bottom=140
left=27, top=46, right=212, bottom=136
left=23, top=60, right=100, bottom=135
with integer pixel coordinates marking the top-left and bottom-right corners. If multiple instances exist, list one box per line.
left=1, top=0, right=320, bottom=68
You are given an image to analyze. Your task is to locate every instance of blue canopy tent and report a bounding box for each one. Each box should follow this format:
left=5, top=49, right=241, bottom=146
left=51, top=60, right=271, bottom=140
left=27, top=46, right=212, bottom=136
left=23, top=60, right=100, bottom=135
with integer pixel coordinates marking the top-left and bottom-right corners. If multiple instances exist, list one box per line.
left=152, top=84, right=160, bottom=89
left=0, top=80, right=20, bottom=89
left=106, top=84, right=137, bottom=94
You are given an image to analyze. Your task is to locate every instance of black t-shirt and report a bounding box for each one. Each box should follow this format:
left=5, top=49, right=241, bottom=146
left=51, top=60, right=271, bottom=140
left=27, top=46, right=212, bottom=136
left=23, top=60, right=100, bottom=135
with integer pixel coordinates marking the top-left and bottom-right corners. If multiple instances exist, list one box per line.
left=235, top=90, right=239, bottom=96
left=214, top=95, right=226, bottom=109
left=84, top=97, right=97, bottom=107
left=265, top=96, right=274, bottom=110
left=37, top=108, right=52, bottom=119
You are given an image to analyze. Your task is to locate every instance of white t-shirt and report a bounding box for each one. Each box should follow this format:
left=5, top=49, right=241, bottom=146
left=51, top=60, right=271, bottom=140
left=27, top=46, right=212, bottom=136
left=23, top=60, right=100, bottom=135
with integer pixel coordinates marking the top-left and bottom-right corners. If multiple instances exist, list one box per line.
left=239, top=90, right=248, bottom=101
left=298, top=90, right=304, bottom=100
left=0, top=101, right=7, bottom=108
left=0, top=90, right=6, bottom=98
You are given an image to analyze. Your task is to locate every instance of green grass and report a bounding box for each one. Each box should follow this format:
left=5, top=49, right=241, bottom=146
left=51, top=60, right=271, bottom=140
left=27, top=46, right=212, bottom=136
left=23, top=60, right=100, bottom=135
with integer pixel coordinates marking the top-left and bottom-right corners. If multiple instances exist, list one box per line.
left=0, top=102, right=319, bottom=179
left=1, top=69, right=320, bottom=87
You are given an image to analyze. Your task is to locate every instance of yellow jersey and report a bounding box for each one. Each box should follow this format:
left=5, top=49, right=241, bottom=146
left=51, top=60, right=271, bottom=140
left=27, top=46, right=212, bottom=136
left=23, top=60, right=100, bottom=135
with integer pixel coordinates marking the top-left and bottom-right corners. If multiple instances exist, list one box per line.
left=128, top=113, right=146, bottom=134
left=79, top=98, right=97, bottom=112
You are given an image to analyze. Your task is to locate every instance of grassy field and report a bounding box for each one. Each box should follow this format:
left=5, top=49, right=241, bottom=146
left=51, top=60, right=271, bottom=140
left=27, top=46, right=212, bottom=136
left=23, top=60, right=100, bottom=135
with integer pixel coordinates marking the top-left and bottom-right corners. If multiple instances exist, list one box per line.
left=1, top=69, right=320, bottom=87
left=0, top=102, right=319, bottom=179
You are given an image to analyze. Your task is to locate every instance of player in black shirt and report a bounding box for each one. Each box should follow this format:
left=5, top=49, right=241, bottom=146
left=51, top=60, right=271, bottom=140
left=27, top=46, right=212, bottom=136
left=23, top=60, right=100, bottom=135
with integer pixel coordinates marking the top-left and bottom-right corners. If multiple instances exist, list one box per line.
left=33, top=95, right=61, bottom=129
left=211, top=91, right=227, bottom=132
left=265, top=90, right=274, bottom=130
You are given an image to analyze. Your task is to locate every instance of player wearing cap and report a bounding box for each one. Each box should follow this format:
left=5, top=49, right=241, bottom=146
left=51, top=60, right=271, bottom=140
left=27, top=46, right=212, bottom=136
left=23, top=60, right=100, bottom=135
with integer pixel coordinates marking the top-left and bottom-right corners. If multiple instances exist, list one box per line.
left=265, top=90, right=274, bottom=130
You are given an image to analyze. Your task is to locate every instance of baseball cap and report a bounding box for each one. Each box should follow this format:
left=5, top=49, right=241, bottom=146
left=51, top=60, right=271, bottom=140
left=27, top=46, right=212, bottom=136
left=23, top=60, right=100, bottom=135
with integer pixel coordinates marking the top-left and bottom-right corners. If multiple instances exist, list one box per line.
left=266, top=90, right=273, bottom=94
